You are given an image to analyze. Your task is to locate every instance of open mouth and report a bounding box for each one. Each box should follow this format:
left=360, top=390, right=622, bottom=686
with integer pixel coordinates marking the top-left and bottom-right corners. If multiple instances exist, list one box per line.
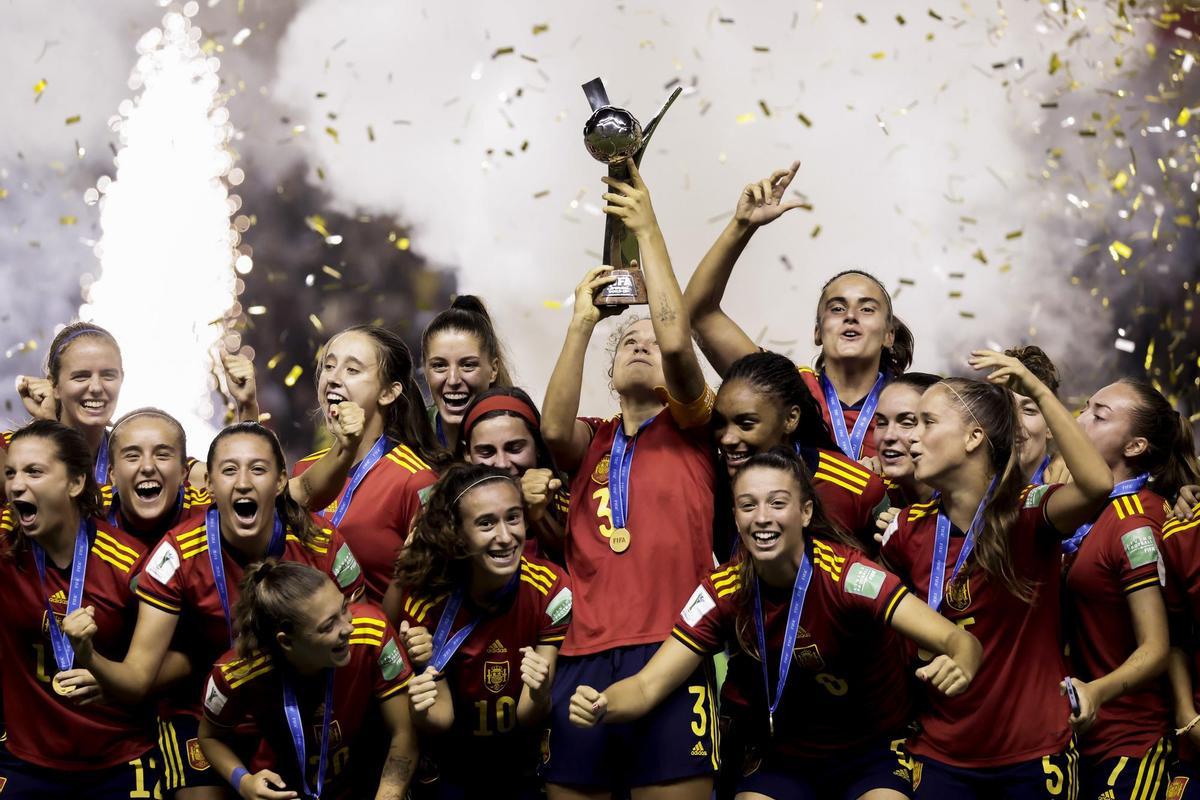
left=231, top=497, right=259, bottom=525
left=79, top=399, right=108, bottom=414
left=441, top=391, right=470, bottom=413
left=134, top=480, right=163, bottom=502
left=324, top=391, right=347, bottom=406
left=750, top=529, right=782, bottom=547
left=485, top=544, right=519, bottom=566
left=331, top=639, right=350, bottom=658
left=880, top=447, right=907, bottom=464
left=723, top=449, right=751, bottom=468
left=11, top=500, right=37, bottom=527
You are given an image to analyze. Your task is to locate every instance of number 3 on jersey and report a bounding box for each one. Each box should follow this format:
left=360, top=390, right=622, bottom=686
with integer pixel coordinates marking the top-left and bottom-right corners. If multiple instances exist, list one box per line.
left=593, top=487, right=615, bottom=539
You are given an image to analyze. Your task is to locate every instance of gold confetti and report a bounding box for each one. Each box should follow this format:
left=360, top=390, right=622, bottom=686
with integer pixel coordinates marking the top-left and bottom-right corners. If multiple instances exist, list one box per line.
left=367, top=125, right=375, bottom=142
left=1177, top=107, right=1191, bottom=126
left=532, top=23, right=549, bottom=34
left=959, top=311, right=976, bottom=318
left=810, top=225, right=822, bottom=238
left=753, top=45, right=770, bottom=53
left=491, top=47, right=514, bottom=59
left=972, top=248, right=988, bottom=264
left=927, top=9, right=943, bottom=21
left=305, top=215, right=331, bottom=237
left=33, top=79, right=47, bottom=100
left=870, top=51, right=886, bottom=60
left=266, top=352, right=284, bottom=370
left=797, top=113, right=813, bottom=127
left=896, top=14, right=906, bottom=24
left=283, top=365, right=303, bottom=387
left=1004, top=229, right=1023, bottom=240
left=1111, top=170, right=1129, bottom=190
left=0, top=188, right=7, bottom=199
left=1108, top=240, right=1132, bottom=260
left=1049, top=53, right=1062, bottom=75
left=735, top=112, right=756, bottom=124
left=59, top=216, right=77, bottom=225
left=321, top=265, right=342, bottom=279
left=542, top=300, right=562, bottom=309
left=308, top=314, right=324, bottom=333
left=64, top=115, right=80, bottom=125
left=324, top=126, right=339, bottom=143
left=855, top=13, right=867, bottom=24
left=758, top=100, right=771, bottom=117
left=533, top=190, right=550, bottom=199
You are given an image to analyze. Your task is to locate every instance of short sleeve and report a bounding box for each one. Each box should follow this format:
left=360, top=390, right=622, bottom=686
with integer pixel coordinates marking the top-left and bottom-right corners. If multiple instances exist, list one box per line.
left=324, top=527, right=365, bottom=601
left=398, top=469, right=439, bottom=538
left=1019, top=482, right=1065, bottom=541
left=202, top=661, right=248, bottom=728
left=653, top=385, right=715, bottom=430
left=671, top=569, right=734, bottom=655
left=1108, top=509, right=1165, bottom=595
left=878, top=513, right=910, bottom=578
left=370, top=620, right=413, bottom=699
left=134, top=538, right=186, bottom=613
left=836, top=552, right=909, bottom=625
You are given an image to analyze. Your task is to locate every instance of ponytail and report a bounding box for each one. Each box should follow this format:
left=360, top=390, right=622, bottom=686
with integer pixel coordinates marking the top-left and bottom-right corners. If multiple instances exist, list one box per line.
left=814, top=270, right=913, bottom=377
left=233, top=560, right=329, bottom=658
left=1119, top=378, right=1200, bottom=500
left=422, top=295, right=515, bottom=388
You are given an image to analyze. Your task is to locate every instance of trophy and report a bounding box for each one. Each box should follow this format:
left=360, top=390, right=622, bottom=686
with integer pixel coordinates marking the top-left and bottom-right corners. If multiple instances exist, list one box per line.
left=582, top=78, right=682, bottom=306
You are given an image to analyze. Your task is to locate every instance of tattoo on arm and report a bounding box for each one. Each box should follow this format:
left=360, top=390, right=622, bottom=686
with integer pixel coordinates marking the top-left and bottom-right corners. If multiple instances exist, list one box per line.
left=385, top=753, right=414, bottom=782
left=656, top=305, right=678, bottom=324
left=299, top=475, right=314, bottom=503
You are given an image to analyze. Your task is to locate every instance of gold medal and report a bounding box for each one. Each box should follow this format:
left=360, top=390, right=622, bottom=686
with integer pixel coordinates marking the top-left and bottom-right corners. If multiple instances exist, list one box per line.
left=609, top=527, right=631, bottom=554
left=51, top=674, right=74, bottom=696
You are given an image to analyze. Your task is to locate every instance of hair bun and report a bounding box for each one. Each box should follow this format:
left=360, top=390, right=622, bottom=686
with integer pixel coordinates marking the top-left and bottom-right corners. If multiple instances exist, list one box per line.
left=449, top=294, right=491, bottom=320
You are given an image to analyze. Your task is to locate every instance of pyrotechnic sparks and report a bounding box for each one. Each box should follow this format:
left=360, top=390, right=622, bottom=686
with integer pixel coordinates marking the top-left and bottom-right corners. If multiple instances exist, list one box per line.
left=82, top=9, right=239, bottom=450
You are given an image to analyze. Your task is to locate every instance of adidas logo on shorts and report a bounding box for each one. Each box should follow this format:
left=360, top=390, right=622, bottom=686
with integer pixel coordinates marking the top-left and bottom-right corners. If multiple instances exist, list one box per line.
left=690, top=742, right=708, bottom=757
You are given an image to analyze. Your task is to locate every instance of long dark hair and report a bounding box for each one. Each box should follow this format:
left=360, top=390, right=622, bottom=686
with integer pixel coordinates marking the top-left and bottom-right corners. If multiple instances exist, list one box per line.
left=1117, top=378, right=1200, bottom=500
left=45, top=322, right=123, bottom=420
left=3, top=421, right=105, bottom=557
left=329, top=325, right=448, bottom=469
left=728, top=447, right=860, bottom=655
left=234, top=560, right=329, bottom=659
left=206, top=422, right=324, bottom=546
left=421, top=295, right=515, bottom=388
left=723, top=351, right=838, bottom=452
left=393, top=463, right=519, bottom=597
left=814, top=270, right=913, bottom=376
left=454, top=386, right=560, bottom=474
left=937, top=378, right=1032, bottom=602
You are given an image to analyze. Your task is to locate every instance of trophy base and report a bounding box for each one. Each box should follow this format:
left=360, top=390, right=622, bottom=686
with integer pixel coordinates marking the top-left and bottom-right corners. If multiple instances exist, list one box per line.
left=595, top=268, right=648, bottom=306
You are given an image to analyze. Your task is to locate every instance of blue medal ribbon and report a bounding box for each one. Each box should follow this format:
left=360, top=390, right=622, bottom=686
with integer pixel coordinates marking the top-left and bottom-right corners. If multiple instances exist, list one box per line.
left=928, top=477, right=996, bottom=613
left=93, top=431, right=110, bottom=485
left=608, top=417, right=654, bottom=530
left=429, top=574, right=518, bottom=672
left=1030, top=455, right=1051, bottom=486
left=206, top=507, right=286, bottom=646
left=1062, top=473, right=1150, bottom=555
left=33, top=520, right=91, bottom=674
left=282, top=669, right=334, bottom=800
left=819, top=372, right=885, bottom=460
left=435, top=413, right=448, bottom=448
left=324, top=435, right=390, bottom=527
left=753, top=549, right=813, bottom=737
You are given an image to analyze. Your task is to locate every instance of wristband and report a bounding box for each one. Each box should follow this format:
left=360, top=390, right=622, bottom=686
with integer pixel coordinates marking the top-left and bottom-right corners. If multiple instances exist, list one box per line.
left=1177, top=713, right=1200, bottom=737
left=229, top=766, right=248, bottom=791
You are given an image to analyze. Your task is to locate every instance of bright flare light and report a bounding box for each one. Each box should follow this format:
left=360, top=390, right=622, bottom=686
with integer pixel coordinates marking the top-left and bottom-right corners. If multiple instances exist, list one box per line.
left=83, top=10, right=239, bottom=452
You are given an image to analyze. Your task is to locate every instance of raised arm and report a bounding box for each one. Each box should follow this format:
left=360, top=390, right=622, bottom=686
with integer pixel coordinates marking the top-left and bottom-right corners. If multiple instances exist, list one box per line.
left=568, top=636, right=702, bottom=727
left=969, top=350, right=1113, bottom=532
left=221, top=351, right=261, bottom=424
left=541, top=267, right=615, bottom=472
left=683, top=161, right=804, bottom=375
left=63, top=600, right=178, bottom=704
left=287, top=401, right=363, bottom=511
left=603, top=160, right=705, bottom=403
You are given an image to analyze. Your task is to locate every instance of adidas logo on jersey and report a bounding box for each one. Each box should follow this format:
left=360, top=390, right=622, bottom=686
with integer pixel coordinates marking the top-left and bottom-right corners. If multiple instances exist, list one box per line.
left=49, top=590, right=67, bottom=605
left=486, top=639, right=507, bottom=654
left=690, top=742, right=708, bottom=757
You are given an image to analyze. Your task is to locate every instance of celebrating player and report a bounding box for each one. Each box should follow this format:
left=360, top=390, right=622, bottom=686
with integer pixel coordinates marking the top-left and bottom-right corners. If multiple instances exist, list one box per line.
left=0, top=420, right=159, bottom=796
left=570, top=448, right=981, bottom=799
left=383, top=464, right=571, bottom=798
left=880, top=353, right=1113, bottom=798
left=199, top=560, right=417, bottom=800
left=870, top=372, right=941, bottom=508
left=65, top=421, right=364, bottom=799
left=683, top=163, right=914, bottom=460
left=1004, top=346, right=1061, bottom=486
left=422, top=295, right=514, bottom=449
left=540, top=159, right=718, bottom=798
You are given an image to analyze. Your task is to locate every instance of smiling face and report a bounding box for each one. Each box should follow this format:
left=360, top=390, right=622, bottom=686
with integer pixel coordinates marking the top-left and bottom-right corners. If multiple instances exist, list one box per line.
left=110, top=416, right=187, bottom=528
left=424, top=330, right=498, bottom=427
left=872, top=382, right=924, bottom=481
left=814, top=274, right=895, bottom=365
left=1014, top=392, right=1051, bottom=479
left=1077, top=382, right=1144, bottom=470
left=610, top=318, right=666, bottom=397
left=713, top=379, right=799, bottom=478
left=909, top=385, right=985, bottom=487
left=458, top=480, right=525, bottom=587
left=318, top=331, right=400, bottom=431
left=209, top=433, right=287, bottom=546
left=4, top=437, right=85, bottom=540
left=467, top=415, right=538, bottom=477
left=279, top=579, right=355, bottom=670
left=53, top=337, right=124, bottom=431
left=733, top=465, right=814, bottom=572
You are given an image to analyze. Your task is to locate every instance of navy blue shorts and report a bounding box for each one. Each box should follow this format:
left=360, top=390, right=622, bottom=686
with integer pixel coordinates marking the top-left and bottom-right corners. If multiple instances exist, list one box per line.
left=913, top=742, right=1078, bottom=799
left=156, top=712, right=222, bottom=791
left=0, top=745, right=161, bottom=799
left=542, top=643, right=718, bottom=791
left=735, top=733, right=914, bottom=799
left=1080, top=738, right=1172, bottom=800
left=1168, top=755, right=1199, bottom=799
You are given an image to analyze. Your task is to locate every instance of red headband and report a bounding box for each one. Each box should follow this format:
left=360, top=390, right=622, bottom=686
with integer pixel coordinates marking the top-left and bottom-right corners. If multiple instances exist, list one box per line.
left=463, top=395, right=540, bottom=436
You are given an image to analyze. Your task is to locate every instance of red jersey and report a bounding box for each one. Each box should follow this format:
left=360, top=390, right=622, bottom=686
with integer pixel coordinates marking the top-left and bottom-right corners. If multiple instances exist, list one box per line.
left=203, top=603, right=412, bottom=800
left=798, top=366, right=879, bottom=459
left=563, top=388, right=717, bottom=656
left=1161, top=501, right=1200, bottom=713
left=1064, top=488, right=1170, bottom=760
left=799, top=447, right=888, bottom=550
left=294, top=442, right=437, bottom=603
left=0, top=520, right=154, bottom=770
left=880, top=483, right=1071, bottom=767
left=393, top=556, right=571, bottom=771
left=672, top=540, right=910, bottom=757
left=135, top=514, right=365, bottom=717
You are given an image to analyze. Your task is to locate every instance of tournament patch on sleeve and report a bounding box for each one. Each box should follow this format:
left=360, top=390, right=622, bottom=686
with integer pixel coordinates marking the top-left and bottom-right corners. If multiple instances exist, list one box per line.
left=1121, top=526, right=1161, bottom=569
left=680, top=585, right=717, bottom=626
left=378, top=638, right=406, bottom=680
left=203, top=676, right=228, bottom=715
left=845, top=562, right=886, bottom=600
left=146, top=540, right=181, bottom=584
left=546, top=586, right=573, bottom=625
left=1023, top=483, right=1052, bottom=509
left=332, top=542, right=362, bottom=588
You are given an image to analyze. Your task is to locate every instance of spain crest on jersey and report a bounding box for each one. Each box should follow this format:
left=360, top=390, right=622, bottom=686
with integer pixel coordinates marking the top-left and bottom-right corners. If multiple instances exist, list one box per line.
left=794, top=643, right=825, bottom=671
left=186, top=738, right=211, bottom=771
left=944, top=576, right=971, bottom=612
left=484, top=660, right=510, bottom=694
left=592, top=454, right=610, bottom=485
